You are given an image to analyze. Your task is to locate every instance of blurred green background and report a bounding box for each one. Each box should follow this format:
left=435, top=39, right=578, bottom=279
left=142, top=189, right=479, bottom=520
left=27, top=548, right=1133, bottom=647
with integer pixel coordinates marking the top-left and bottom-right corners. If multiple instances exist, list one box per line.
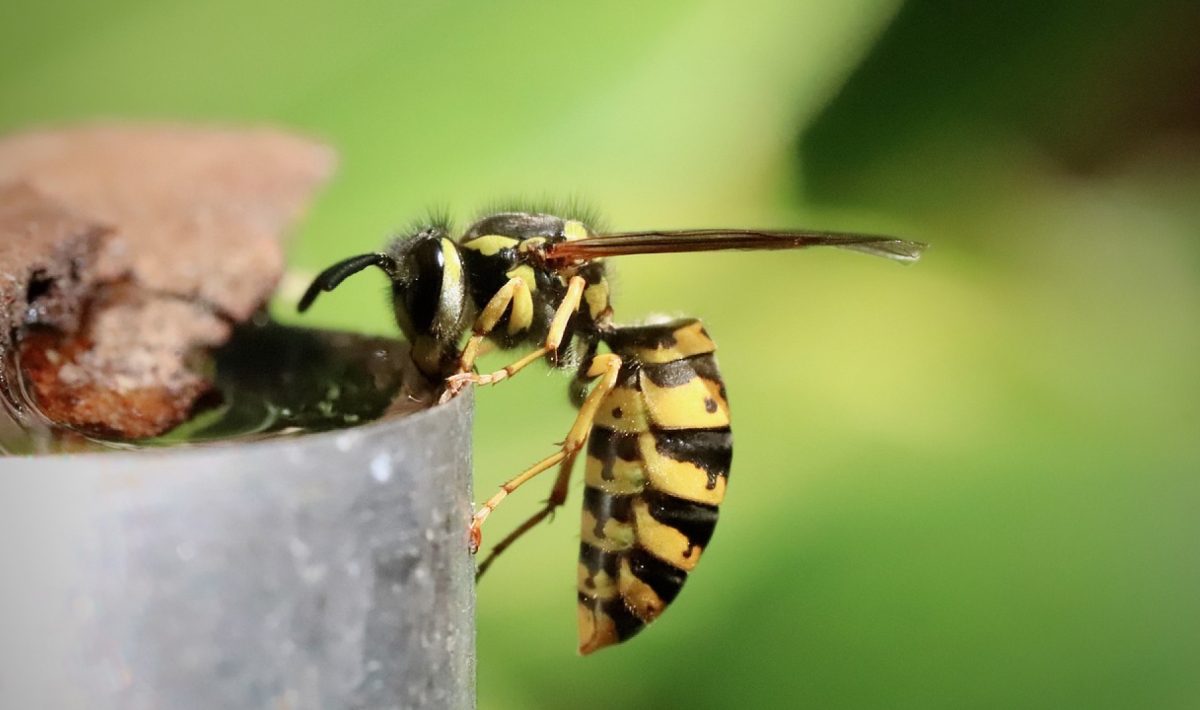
left=4, top=0, right=1198, bottom=707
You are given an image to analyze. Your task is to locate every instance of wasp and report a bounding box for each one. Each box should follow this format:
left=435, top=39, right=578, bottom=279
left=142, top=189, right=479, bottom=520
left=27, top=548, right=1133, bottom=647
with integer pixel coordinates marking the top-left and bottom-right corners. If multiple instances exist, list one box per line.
left=299, top=211, right=925, bottom=654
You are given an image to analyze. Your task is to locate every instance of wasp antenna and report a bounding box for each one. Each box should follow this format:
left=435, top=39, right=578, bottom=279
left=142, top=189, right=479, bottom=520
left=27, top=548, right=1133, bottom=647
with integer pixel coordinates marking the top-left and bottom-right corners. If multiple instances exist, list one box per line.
left=297, top=252, right=397, bottom=312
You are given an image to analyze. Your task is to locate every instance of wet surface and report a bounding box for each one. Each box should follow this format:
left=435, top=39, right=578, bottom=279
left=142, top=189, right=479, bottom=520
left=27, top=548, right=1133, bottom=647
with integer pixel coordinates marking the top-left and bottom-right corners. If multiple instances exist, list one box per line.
left=1, top=319, right=433, bottom=454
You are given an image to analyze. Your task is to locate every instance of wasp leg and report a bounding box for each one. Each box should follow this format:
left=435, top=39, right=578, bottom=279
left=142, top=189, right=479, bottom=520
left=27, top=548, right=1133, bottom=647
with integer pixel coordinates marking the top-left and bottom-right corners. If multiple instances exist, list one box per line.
left=469, top=450, right=565, bottom=553
left=456, top=275, right=531, bottom=373
left=474, top=449, right=579, bottom=580
left=468, top=352, right=622, bottom=554
left=476, top=341, right=596, bottom=578
left=444, top=275, right=586, bottom=401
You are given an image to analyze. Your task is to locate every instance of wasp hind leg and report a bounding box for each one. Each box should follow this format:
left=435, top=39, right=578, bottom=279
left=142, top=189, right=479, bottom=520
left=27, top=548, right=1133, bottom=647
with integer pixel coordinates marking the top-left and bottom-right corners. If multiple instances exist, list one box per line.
left=474, top=450, right=579, bottom=580
left=441, top=275, right=586, bottom=403
left=468, top=352, right=623, bottom=560
left=475, top=338, right=599, bottom=579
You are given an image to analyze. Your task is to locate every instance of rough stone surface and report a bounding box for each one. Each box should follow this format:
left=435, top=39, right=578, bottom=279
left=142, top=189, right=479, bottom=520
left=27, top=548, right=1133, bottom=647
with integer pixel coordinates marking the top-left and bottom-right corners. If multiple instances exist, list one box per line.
left=18, top=287, right=231, bottom=438
left=0, top=124, right=336, bottom=437
left=0, top=124, right=337, bottom=320
left=0, top=182, right=109, bottom=347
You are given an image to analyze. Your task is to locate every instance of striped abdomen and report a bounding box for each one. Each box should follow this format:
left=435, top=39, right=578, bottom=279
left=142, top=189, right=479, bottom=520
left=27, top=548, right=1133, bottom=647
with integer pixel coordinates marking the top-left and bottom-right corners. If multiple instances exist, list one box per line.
left=577, top=319, right=732, bottom=654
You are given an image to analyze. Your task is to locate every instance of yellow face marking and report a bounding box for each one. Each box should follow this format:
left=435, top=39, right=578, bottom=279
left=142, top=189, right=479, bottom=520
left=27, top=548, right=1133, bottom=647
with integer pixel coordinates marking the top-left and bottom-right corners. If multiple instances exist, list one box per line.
left=630, top=321, right=717, bottom=364
left=439, top=238, right=465, bottom=322
left=578, top=603, right=619, bottom=655
left=580, top=510, right=635, bottom=551
left=462, top=235, right=519, bottom=256
left=440, top=238, right=462, bottom=284
left=592, top=386, right=649, bottom=433
left=619, top=557, right=666, bottom=622
left=639, top=374, right=730, bottom=429
left=584, top=454, right=647, bottom=495
left=633, top=498, right=702, bottom=571
left=564, top=220, right=588, bottom=241
left=583, top=278, right=610, bottom=319
left=638, top=433, right=727, bottom=505
left=578, top=562, right=619, bottom=600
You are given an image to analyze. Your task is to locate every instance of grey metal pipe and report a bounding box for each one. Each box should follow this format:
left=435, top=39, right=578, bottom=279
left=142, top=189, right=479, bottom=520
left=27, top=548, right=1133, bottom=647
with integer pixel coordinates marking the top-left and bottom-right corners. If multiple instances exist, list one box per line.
left=0, top=391, right=474, bottom=710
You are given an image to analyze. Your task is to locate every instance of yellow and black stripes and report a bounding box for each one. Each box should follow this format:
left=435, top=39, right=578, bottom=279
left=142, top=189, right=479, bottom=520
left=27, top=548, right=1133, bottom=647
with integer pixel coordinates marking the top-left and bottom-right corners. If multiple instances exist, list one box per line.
left=645, top=428, right=733, bottom=502
left=577, top=317, right=732, bottom=654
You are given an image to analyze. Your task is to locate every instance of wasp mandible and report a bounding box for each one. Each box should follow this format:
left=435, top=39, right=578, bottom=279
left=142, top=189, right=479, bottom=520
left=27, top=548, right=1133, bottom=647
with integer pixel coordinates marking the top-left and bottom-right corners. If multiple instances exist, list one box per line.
left=299, top=211, right=925, bottom=654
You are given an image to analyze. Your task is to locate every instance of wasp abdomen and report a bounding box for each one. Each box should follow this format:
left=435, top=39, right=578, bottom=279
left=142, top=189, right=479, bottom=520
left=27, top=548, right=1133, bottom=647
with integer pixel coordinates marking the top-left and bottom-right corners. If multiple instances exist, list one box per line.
left=577, top=318, right=732, bottom=654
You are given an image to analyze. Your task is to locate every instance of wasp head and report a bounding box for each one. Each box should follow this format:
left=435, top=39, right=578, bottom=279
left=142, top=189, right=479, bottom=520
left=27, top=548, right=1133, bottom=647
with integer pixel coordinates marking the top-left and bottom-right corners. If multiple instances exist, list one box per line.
left=298, top=224, right=470, bottom=378
left=384, top=226, right=470, bottom=375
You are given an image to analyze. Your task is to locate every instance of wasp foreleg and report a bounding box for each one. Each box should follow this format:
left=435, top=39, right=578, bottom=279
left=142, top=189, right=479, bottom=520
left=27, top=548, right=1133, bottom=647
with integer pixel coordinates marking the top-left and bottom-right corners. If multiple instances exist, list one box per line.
left=439, top=275, right=531, bottom=403
left=443, top=275, right=586, bottom=402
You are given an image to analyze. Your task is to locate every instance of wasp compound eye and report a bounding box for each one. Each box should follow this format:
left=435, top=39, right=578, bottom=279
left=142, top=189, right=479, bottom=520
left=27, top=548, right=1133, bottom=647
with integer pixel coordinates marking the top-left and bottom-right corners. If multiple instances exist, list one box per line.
left=404, top=237, right=446, bottom=335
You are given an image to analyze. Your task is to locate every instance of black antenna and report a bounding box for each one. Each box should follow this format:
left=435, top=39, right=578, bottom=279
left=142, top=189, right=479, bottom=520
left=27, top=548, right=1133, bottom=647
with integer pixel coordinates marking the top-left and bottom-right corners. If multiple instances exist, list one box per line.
left=297, top=253, right=397, bottom=312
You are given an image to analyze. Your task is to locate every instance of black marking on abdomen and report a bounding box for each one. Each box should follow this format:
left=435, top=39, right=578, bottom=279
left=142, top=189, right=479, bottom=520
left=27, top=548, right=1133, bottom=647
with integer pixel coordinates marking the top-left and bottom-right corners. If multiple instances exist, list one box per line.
left=616, top=361, right=642, bottom=388
left=628, top=547, right=688, bottom=605
left=640, top=358, right=695, bottom=387
left=643, top=489, right=720, bottom=550
left=579, top=592, right=646, bottom=642
left=588, top=425, right=641, bottom=482
left=580, top=541, right=619, bottom=577
left=583, top=486, right=633, bottom=539
left=653, top=427, right=733, bottom=488
left=640, top=353, right=722, bottom=388
left=604, top=319, right=698, bottom=351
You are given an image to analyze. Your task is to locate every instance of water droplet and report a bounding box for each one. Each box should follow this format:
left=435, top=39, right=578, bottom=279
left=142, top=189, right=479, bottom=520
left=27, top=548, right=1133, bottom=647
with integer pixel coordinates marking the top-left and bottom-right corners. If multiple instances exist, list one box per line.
left=288, top=537, right=310, bottom=559
left=370, top=453, right=392, bottom=483
left=335, top=430, right=361, bottom=452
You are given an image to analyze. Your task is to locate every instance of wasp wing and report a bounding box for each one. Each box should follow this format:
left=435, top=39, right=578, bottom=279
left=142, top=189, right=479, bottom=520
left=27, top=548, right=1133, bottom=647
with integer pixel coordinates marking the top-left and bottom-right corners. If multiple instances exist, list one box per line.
left=545, top=229, right=927, bottom=264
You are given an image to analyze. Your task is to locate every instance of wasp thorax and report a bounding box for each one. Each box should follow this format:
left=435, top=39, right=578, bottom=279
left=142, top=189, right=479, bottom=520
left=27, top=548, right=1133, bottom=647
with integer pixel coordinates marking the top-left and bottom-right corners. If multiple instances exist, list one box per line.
left=386, top=227, right=470, bottom=376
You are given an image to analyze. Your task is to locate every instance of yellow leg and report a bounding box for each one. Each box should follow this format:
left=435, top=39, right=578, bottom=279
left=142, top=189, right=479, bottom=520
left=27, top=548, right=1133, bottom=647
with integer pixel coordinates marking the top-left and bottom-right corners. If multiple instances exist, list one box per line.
left=468, top=353, right=623, bottom=555
left=475, top=447, right=580, bottom=580
left=460, top=277, right=529, bottom=370
left=544, top=275, right=587, bottom=357
left=563, top=353, right=622, bottom=451
left=444, top=276, right=586, bottom=399
left=469, top=450, right=566, bottom=553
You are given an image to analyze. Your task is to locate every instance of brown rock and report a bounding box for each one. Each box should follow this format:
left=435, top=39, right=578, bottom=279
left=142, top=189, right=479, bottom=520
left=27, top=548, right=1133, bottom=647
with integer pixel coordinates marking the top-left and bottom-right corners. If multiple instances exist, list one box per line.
left=0, top=123, right=337, bottom=320
left=0, top=124, right=336, bottom=439
left=0, top=183, right=110, bottom=347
